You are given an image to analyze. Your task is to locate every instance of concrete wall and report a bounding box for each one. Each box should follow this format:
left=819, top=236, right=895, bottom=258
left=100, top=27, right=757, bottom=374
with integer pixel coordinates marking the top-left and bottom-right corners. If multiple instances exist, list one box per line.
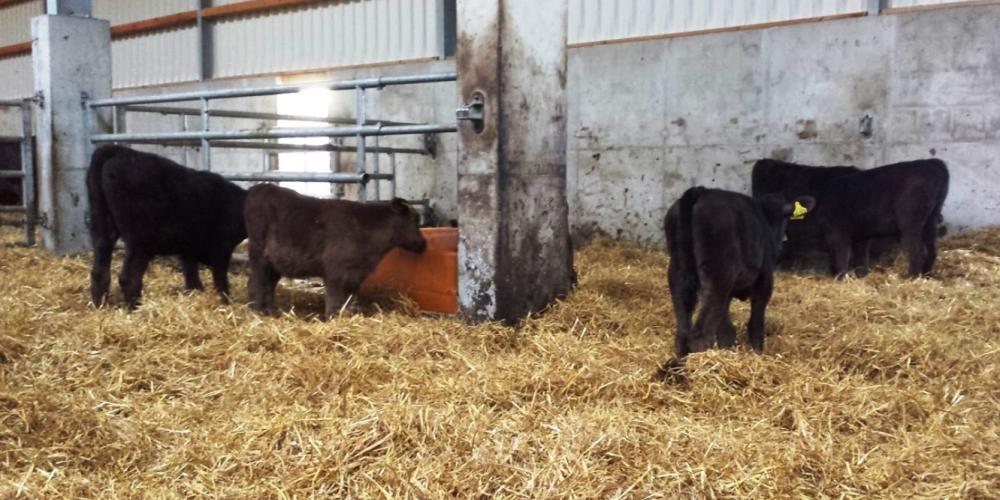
left=567, top=3, right=1000, bottom=246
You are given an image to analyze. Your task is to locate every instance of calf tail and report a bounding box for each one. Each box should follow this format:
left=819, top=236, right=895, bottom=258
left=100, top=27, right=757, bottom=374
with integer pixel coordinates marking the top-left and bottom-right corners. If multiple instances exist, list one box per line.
left=676, top=187, right=705, bottom=274
left=87, top=145, right=121, bottom=306
left=932, top=159, right=950, bottom=223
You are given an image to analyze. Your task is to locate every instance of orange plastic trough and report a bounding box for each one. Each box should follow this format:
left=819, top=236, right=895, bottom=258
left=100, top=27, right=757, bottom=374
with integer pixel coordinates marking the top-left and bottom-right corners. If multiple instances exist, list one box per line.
left=360, top=227, right=458, bottom=314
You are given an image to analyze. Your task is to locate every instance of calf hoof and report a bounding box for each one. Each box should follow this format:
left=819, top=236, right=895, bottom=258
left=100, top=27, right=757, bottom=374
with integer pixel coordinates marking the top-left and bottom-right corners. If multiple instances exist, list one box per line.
left=653, top=357, right=688, bottom=384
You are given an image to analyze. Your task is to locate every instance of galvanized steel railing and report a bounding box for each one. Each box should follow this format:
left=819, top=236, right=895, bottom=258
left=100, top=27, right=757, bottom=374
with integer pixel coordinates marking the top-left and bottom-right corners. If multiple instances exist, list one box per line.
left=0, top=98, right=36, bottom=246
left=84, top=72, right=458, bottom=202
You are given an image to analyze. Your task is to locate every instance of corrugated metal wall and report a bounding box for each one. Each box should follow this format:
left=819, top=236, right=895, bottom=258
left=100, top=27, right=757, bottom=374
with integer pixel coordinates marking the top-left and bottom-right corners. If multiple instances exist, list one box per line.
left=0, top=1, right=42, bottom=99
left=0, top=0, right=983, bottom=97
left=211, top=0, right=444, bottom=79
left=568, top=0, right=869, bottom=45
left=93, top=0, right=200, bottom=88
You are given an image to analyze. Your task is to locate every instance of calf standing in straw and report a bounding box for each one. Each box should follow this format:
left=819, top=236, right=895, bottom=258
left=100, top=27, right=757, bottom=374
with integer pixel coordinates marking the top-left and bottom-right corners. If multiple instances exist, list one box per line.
left=243, top=183, right=427, bottom=319
left=664, top=187, right=815, bottom=364
left=87, top=145, right=248, bottom=309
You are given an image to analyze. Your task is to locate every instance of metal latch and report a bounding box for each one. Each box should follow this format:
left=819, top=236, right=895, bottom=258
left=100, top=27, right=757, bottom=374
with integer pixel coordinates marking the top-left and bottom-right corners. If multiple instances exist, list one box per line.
left=456, top=91, right=485, bottom=133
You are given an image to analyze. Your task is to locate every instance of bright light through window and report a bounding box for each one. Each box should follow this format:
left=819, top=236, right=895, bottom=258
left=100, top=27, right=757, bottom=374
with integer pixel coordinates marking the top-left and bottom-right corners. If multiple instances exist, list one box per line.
left=277, top=87, right=332, bottom=197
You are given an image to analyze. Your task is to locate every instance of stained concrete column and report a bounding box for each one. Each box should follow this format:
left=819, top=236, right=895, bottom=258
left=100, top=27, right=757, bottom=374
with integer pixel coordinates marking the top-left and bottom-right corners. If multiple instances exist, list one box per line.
left=456, top=0, right=574, bottom=323
left=32, top=13, right=111, bottom=254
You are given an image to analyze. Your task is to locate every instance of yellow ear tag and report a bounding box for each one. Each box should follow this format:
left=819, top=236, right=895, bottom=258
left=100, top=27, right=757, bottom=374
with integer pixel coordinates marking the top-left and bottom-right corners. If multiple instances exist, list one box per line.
left=790, top=201, right=809, bottom=220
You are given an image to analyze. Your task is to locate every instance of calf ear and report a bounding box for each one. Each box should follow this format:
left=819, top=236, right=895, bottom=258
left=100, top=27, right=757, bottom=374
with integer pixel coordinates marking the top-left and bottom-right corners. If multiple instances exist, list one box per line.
left=782, top=196, right=816, bottom=219
left=391, top=197, right=413, bottom=214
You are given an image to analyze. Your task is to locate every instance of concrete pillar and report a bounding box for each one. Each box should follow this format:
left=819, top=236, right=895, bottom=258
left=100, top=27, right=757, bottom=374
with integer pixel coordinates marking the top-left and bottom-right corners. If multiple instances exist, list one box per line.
left=455, top=0, right=574, bottom=323
left=32, top=14, right=110, bottom=254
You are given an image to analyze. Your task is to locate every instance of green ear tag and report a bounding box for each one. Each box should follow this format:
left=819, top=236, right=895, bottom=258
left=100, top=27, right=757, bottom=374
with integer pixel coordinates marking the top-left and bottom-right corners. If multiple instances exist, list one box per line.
left=790, top=201, right=809, bottom=220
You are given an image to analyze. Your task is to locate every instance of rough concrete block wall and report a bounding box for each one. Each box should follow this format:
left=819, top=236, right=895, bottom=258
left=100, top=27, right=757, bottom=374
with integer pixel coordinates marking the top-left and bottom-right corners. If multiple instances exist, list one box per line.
left=567, top=4, right=1000, bottom=246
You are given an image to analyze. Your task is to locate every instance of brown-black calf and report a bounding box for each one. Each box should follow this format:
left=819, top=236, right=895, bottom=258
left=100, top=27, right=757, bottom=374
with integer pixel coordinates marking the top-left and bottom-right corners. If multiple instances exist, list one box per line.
left=243, top=183, right=426, bottom=319
left=752, top=158, right=949, bottom=277
left=87, top=145, right=247, bottom=309
left=666, top=187, right=815, bottom=358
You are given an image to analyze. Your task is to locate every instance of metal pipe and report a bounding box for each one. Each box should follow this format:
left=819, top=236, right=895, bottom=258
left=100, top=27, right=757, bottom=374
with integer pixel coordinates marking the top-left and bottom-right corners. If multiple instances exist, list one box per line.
left=373, top=133, right=381, bottom=201
left=200, top=97, right=211, bottom=171
left=218, top=171, right=392, bottom=183
left=0, top=100, right=25, bottom=107
left=356, top=86, right=366, bottom=202
left=90, top=124, right=457, bottom=143
left=333, top=138, right=345, bottom=198
left=88, top=73, right=458, bottom=107
left=390, top=152, right=397, bottom=199
left=0, top=171, right=24, bottom=179
left=20, top=98, right=35, bottom=246
left=180, top=115, right=189, bottom=166
left=0, top=206, right=26, bottom=212
left=123, top=105, right=419, bottom=126
left=116, top=138, right=431, bottom=156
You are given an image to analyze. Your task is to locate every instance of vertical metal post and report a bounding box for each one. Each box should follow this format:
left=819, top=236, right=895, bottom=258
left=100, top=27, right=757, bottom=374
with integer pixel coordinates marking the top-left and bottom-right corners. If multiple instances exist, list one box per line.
left=355, top=86, right=366, bottom=201
left=389, top=152, right=396, bottom=199
left=112, top=104, right=126, bottom=143
left=200, top=97, right=211, bottom=170
left=373, top=133, right=381, bottom=200
left=331, top=136, right=344, bottom=198
left=180, top=115, right=189, bottom=166
left=21, top=99, right=35, bottom=246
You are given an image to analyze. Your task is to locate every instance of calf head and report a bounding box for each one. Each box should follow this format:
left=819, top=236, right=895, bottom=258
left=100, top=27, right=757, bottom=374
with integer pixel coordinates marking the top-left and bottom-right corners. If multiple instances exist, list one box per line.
left=757, top=194, right=817, bottom=251
left=389, top=198, right=428, bottom=253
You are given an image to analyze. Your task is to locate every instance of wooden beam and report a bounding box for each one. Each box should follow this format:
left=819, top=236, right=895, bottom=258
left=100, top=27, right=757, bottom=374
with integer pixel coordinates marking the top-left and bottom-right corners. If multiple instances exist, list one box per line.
left=109, top=11, right=199, bottom=38
left=202, top=0, right=331, bottom=20
left=0, top=0, right=36, bottom=8
left=0, top=41, right=31, bottom=59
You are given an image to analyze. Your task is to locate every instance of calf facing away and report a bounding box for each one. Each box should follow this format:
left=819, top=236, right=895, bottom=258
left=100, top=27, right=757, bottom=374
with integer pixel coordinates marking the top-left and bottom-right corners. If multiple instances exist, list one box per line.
left=665, top=187, right=815, bottom=361
left=243, top=183, right=427, bottom=319
left=88, top=145, right=247, bottom=309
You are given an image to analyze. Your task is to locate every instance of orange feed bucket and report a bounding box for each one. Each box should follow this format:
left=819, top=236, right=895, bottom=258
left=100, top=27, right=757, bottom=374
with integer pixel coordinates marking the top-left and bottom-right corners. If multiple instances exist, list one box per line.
left=360, top=227, right=458, bottom=314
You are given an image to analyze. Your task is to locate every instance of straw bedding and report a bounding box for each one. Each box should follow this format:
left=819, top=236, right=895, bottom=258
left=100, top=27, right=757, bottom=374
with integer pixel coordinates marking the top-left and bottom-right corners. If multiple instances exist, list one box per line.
left=1, top=222, right=998, bottom=498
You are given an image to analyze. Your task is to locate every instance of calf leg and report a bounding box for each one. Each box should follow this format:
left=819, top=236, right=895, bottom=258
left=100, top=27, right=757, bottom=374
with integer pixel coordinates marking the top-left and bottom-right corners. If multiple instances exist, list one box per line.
left=89, top=233, right=117, bottom=307
left=690, top=288, right=734, bottom=353
left=921, top=216, right=939, bottom=275
left=900, top=225, right=928, bottom=278
left=181, top=257, right=204, bottom=291
left=210, top=255, right=233, bottom=304
left=668, top=262, right=699, bottom=358
left=747, top=276, right=774, bottom=353
left=826, top=230, right=852, bottom=278
left=851, top=239, right=871, bottom=277
left=322, top=277, right=352, bottom=320
left=248, top=245, right=280, bottom=315
left=119, top=247, right=151, bottom=310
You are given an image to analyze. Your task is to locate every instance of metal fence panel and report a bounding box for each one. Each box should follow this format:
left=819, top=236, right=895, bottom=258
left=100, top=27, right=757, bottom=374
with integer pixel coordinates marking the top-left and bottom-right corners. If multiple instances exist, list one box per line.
left=569, top=0, right=868, bottom=44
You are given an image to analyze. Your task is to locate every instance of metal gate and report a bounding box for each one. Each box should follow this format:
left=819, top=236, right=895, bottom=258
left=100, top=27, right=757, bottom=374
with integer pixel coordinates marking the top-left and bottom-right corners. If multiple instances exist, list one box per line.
left=0, top=98, right=36, bottom=246
left=83, top=73, right=458, bottom=203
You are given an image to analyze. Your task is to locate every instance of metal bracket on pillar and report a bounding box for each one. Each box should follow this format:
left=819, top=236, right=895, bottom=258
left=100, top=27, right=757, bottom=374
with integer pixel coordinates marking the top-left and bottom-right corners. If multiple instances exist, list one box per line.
left=456, top=91, right=485, bottom=133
